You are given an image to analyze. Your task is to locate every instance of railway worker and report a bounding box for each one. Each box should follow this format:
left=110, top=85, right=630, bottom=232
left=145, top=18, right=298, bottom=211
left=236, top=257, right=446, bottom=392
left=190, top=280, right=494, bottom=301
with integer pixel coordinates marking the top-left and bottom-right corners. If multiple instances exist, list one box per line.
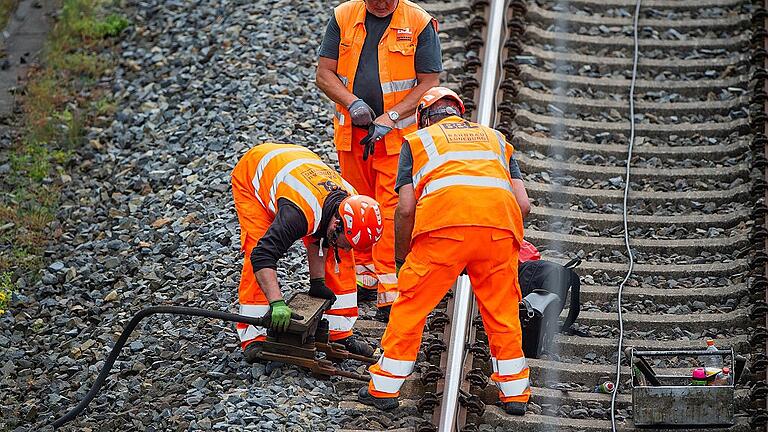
left=316, top=0, right=442, bottom=321
left=231, top=143, right=384, bottom=362
left=359, top=87, right=532, bottom=415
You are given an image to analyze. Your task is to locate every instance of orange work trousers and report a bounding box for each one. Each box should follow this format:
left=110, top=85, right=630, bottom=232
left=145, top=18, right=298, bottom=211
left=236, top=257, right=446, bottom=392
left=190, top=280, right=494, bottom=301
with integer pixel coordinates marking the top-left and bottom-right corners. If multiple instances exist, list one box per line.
left=337, top=126, right=399, bottom=307
left=367, top=226, right=531, bottom=404
left=231, top=175, right=358, bottom=347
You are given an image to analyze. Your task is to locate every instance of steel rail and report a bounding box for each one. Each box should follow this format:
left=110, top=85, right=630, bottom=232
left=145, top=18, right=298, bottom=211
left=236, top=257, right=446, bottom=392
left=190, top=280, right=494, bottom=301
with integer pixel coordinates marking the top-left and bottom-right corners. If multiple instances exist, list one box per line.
left=436, top=0, right=508, bottom=430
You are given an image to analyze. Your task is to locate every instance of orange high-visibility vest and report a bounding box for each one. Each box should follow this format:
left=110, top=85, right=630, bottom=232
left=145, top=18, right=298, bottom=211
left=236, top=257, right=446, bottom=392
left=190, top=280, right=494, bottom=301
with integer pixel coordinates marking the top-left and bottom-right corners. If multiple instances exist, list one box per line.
left=404, top=116, right=524, bottom=241
left=333, top=0, right=436, bottom=155
left=232, top=143, right=355, bottom=239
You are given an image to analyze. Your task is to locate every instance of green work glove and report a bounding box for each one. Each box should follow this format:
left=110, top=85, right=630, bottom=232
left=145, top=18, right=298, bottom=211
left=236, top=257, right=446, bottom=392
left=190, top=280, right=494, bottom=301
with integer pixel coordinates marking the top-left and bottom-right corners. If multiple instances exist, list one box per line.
left=269, top=299, right=292, bottom=332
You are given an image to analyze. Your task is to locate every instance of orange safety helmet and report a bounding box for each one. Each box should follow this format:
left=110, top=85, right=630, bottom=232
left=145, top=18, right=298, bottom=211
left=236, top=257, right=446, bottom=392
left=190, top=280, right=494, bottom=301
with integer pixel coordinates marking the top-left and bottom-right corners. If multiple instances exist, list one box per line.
left=416, top=86, right=466, bottom=127
left=338, top=195, right=383, bottom=250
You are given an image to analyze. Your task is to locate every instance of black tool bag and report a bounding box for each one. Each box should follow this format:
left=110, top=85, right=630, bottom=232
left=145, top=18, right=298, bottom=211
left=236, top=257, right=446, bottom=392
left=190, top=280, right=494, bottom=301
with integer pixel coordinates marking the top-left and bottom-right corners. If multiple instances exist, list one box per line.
left=518, top=257, right=581, bottom=358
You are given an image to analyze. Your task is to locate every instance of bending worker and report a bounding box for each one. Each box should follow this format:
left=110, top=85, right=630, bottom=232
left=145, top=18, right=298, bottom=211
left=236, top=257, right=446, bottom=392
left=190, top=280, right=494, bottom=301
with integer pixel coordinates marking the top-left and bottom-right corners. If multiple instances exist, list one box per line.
left=316, top=0, right=442, bottom=320
left=359, top=87, right=532, bottom=415
left=231, top=143, right=384, bottom=361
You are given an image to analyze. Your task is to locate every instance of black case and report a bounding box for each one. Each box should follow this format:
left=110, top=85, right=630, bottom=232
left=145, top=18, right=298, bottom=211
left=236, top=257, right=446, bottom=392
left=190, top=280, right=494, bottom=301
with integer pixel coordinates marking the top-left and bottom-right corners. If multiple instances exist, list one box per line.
left=517, top=258, right=581, bottom=358
left=519, top=290, right=562, bottom=358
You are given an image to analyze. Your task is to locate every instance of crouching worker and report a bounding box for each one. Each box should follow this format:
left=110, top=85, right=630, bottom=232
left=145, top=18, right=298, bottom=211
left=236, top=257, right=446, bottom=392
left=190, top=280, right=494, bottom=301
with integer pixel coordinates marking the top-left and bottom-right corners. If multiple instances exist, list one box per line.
left=359, top=87, right=531, bottom=415
left=231, top=143, right=384, bottom=362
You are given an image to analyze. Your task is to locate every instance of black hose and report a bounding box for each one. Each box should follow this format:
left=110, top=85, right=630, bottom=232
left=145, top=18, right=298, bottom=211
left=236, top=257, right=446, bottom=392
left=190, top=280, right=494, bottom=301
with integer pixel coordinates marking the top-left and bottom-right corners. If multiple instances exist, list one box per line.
left=52, top=306, right=270, bottom=428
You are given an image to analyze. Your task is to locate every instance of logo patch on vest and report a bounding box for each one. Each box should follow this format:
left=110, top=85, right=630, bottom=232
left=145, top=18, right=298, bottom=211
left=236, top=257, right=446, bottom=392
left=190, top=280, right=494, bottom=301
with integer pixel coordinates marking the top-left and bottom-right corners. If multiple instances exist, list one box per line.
left=396, top=27, right=413, bottom=41
left=440, top=122, right=489, bottom=143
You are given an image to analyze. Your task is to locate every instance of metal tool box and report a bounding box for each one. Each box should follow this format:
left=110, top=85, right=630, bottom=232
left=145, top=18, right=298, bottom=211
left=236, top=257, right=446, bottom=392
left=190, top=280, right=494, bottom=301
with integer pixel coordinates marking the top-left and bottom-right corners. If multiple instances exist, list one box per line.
left=629, top=348, right=735, bottom=427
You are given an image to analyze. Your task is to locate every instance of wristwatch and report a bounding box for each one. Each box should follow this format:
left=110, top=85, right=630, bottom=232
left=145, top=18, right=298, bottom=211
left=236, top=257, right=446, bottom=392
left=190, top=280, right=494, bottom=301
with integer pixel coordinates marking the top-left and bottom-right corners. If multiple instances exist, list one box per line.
left=387, top=110, right=400, bottom=122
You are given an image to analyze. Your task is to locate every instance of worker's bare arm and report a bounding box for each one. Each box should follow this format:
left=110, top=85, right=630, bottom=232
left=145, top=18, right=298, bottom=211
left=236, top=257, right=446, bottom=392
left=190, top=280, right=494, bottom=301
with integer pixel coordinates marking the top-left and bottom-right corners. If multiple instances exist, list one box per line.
left=306, top=241, right=326, bottom=279
left=376, top=73, right=441, bottom=129
left=254, top=268, right=283, bottom=303
left=394, top=184, right=417, bottom=261
left=316, top=57, right=358, bottom=107
left=511, top=179, right=530, bottom=219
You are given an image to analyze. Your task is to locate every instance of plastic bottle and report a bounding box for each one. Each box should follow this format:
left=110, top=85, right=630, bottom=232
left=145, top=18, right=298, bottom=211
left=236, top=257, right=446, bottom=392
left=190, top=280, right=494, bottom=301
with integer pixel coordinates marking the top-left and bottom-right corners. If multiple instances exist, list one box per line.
left=710, top=367, right=732, bottom=386
left=691, top=367, right=707, bottom=386
left=702, top=338, right=723, bottom=369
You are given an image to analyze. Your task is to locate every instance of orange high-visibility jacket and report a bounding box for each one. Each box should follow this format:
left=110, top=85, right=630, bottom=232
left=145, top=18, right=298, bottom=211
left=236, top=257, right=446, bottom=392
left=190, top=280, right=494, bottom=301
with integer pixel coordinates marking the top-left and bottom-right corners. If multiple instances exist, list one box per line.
left=333, top=0, right=437, bottom=155
left=233, top=143, right=355, bottom=243
left=404, top=116, right=524, bottom=241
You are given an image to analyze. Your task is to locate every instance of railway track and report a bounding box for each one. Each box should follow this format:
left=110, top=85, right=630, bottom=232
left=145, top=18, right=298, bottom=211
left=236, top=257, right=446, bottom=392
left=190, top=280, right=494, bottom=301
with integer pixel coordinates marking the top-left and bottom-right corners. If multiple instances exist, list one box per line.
left=338, top=0, right=768, bottom=430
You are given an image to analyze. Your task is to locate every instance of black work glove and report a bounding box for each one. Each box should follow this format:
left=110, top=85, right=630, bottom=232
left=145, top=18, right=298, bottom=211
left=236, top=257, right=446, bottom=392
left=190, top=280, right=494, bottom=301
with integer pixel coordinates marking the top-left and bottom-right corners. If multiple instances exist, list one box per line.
left=360, top=122, right=392, bottom=161
left=309, top=278, right=337, bottom=306
left=347, top=99, right=375, bottom=127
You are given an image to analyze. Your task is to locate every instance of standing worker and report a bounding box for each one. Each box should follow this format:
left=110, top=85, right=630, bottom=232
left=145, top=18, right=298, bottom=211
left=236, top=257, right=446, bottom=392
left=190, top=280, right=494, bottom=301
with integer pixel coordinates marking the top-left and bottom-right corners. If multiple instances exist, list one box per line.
left=316, top=0, right=442, bottom=320
left=359, top=87, right=532, bottom=415
left=231, top=143, right=384, bottom=361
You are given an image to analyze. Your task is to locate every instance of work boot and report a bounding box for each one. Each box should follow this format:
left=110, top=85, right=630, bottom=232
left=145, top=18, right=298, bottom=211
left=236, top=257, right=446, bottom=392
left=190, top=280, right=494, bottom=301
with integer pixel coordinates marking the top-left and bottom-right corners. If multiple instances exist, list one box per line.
left=503, top=401, right=527, bottom=416
left=357, top=285, right=377, bottom=302
left=337, top=335, right=374, bottom=357
left=374, top=305, right=391, bottom=323
left=357, top=386, right=399, bottom=411
left=243, top=341, right=264, bottom=364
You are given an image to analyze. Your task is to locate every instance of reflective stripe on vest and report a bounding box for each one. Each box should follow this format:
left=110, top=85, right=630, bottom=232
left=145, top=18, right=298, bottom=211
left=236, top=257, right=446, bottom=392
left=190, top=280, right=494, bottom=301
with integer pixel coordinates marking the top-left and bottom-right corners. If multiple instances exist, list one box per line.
left=378, top=355, right=415, bottom=376
left=265, top=158, right=326, bottom=232
left=370, top=372, right=406, bottom=394
left=495, top=377, right=530, bottom=397
left=324, top=314, right=357, bottom=332
left=381, top=78, right=417, bottom=95
left=335, top=110, right=346, bottom=126
left=421, top=175, right=513, bottom=197
left=327, top=291, right=357, bottom=310
left=492, top=356, right=527, bottom=376
left=412, top=129, right=509, bottom=189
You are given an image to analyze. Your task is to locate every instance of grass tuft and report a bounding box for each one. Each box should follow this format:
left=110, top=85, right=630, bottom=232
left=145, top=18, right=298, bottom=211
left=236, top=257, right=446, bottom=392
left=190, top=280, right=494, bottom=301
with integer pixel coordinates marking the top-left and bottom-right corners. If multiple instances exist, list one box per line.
left=0, top=0, right=129, bottom=303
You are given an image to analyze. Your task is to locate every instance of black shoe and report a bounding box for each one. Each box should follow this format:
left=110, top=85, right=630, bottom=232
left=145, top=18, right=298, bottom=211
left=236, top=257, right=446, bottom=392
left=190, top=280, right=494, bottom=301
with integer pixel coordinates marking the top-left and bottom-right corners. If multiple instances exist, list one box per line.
left=243, top=341, right=264, bottom=364
left=358, top=386, right=399, bottom=411
left=503, top=401, right=527, bottom=416
left=357, top=285, right=377, bottom=302
left=374, top=305, right=391, bottom=323
left=338, top=335, right=374, bottom=357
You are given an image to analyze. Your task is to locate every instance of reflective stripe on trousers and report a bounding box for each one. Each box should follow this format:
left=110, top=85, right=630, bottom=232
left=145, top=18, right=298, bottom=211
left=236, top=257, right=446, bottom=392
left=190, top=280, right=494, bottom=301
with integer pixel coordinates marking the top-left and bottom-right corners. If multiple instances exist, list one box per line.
left=370, top=372, right=405, bottom=394
left=492, top=356, right=527, bottom=375
left=495, top=377, right=530, bottom=398
left=324, top=314, right=357, bottom=332
left=236, top=304, right=269, bottom=343
left=378, top=355, right=414, bottom=376
left=377, top=291, right=399, bottom=306
left=328, top=291, right=357, bottom=310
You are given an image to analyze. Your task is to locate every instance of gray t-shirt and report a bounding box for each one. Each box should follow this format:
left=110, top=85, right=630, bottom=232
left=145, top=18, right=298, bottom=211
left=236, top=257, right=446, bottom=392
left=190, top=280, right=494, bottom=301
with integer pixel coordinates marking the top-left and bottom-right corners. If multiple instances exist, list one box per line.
left=318, top=13, right=443, bottom=117
left=395, top=141, right=523, bottom=192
